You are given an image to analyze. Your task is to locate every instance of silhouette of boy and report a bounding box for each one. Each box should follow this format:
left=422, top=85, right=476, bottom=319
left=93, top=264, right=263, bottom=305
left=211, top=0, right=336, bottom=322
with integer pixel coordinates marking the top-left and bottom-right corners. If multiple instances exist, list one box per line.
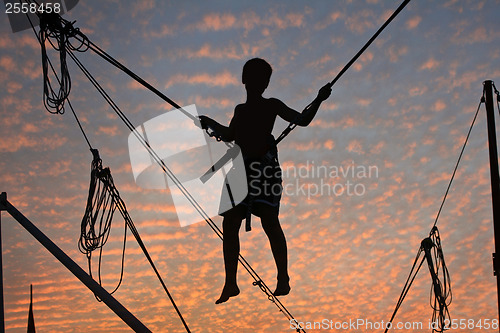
left=199, top=58, right=331, bottom=304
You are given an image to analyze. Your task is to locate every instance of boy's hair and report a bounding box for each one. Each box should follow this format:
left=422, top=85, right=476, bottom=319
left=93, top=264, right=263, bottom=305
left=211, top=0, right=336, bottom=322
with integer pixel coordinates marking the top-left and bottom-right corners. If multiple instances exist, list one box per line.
left=242, top=58, right=272, bottom=86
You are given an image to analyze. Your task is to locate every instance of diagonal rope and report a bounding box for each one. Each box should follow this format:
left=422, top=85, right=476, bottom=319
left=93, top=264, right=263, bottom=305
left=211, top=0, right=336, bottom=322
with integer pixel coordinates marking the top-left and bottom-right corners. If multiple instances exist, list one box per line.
left=432, top=95, right=484, bottom=228
left=384, top=247, right=425, bottom=333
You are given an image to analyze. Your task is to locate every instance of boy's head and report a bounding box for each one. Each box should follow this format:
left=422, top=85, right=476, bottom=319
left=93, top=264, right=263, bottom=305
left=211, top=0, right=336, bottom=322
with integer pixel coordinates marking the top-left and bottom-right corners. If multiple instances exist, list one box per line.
left=242, top=58, right=272, bottom=93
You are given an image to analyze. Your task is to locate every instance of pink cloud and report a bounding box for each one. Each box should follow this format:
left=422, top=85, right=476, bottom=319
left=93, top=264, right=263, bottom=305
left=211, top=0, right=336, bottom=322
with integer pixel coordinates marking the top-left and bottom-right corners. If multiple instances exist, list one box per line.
left=386, top=45, right=408, bottom=63
left=0, top=56, right=16, bottom=71
left=323, top=139, right=335, bottom=150
left=346, top=9, right=375, bottom=34
left=165, top=70, right=238, bottom=89
left=419, top=57, right=440, bottom=71
left=0, top=133, right=67, bottom=152
left=197, top=13, right=238, bottom=31
left=433, top=99, right=447, bottom=112
left=97, top=125, right=120, bottom=137
left=406, top=15, right=422, bottom=29
left=347, top=139, right=364, bottom=154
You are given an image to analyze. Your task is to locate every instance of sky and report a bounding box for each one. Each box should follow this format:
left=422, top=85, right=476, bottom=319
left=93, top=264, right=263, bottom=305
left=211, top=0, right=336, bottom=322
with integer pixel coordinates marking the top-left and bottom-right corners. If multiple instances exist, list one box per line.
left=1, top=0, right=500, bottom=332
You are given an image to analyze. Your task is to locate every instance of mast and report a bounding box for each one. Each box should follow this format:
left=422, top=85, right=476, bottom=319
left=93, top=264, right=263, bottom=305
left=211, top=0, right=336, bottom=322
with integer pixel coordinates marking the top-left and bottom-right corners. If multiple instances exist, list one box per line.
left=483, top=80, right=500, bottom=325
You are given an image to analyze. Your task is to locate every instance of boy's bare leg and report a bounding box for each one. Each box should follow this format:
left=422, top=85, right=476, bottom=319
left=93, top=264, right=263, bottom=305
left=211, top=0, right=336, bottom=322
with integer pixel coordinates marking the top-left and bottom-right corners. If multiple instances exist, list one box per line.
left=257, top=204, right=290, bottom=296
left=216, top=206, right=245, bottom=304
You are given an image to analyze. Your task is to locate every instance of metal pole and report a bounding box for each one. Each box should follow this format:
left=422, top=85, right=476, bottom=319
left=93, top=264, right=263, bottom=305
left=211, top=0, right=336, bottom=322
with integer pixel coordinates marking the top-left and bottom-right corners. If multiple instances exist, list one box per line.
left=483, top=80, right=500, bottom=326
left=0, top=200, right=4, bottom=333
left=0, top=192, right=151, bottom=333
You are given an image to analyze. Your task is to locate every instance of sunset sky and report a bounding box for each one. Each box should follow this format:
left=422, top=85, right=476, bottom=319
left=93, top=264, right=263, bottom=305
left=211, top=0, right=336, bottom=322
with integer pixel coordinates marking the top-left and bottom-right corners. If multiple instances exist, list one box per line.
left=1, top=0, right=500, bottom=332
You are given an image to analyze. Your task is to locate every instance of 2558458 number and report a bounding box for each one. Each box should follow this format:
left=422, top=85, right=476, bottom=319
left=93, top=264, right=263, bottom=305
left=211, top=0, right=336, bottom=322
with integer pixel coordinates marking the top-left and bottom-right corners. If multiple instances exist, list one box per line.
left=442, top=319, right=499, bottom=330
left=5, top=2, right=61, bottom=14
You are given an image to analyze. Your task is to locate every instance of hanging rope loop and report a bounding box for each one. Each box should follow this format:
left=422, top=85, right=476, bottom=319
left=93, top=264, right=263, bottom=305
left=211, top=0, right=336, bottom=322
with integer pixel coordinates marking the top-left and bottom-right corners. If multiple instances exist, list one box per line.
left=79, top=148, right=125, bottom=295
left=37, top=12, right=89, bottom=114
left=78, top=149, right=192, bottom=332
left=423, top=227, right=452, bottom=333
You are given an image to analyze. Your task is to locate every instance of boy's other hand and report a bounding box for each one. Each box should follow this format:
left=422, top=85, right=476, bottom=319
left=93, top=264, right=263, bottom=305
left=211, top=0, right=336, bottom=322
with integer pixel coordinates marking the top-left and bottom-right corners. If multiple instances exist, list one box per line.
left=199, top=115, right=211, bottom=130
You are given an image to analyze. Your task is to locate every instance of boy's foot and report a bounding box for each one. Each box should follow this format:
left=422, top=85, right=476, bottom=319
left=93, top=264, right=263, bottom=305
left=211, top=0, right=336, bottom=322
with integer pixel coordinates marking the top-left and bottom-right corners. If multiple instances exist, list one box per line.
left=215, top=285, right=240, bottom=304
left=273, top=279, right=290, bottom=297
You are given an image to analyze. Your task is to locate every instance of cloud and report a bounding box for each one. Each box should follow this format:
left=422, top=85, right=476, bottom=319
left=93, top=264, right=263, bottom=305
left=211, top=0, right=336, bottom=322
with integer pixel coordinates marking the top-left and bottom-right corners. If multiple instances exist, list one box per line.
left=419, top=57, right=440, bottom=71
left=172, top=43, right=245, bottom=61
left=347, top=139, right=364, bottom=154
left=148, top=24, right=175, bottom=39
left=356, top=97, right=373, bottom=107
left=408, top=85, right=428, bottom=96
left=0, top=132, right=68, bottom=153
left=192, top=10, right=306, bottom=33
left=2, top=1, right=500, bottom=332
left=346, top=9, right=375, bottom=35
left=433, top=99, right=447, bottom=112
left=0, top=55, right=16, bottom=71
left=385, top=45, right=408, bottom=63
left=324, top=139, right=335, bottom=150
left=315, top=10, right=343, bottom=30
left=190, top=95, right=234, bottom=110
left=6, top=81, right=22, bottom=94
left=353, top=51, right=374, bottom=71
left=196, top=13, right=238, bottom=31
left=406, top=15, right=422, bottom=30
left=164, top=70, right=239, bottom=89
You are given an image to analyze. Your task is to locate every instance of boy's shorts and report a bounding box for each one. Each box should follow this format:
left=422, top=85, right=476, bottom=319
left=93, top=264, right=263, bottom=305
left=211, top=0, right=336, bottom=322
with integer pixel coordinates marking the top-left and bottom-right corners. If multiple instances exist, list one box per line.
left=242, top=156, right=282, bottom=208
left=219, top=155, right=282, bottom=216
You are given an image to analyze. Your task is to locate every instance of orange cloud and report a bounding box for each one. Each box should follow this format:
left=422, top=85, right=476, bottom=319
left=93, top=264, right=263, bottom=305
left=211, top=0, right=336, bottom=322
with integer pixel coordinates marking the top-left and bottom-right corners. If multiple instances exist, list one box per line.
left=406, top=15, right=422, bottom=29
left=197, top=13, right=238, bottom=31
left=165, top=70, right=238, bottom=89
left=347, top=139, right=364, bottom=154
left=419, top=57, right=440, bottom=71
left=433, top=99, right=447, bottom=112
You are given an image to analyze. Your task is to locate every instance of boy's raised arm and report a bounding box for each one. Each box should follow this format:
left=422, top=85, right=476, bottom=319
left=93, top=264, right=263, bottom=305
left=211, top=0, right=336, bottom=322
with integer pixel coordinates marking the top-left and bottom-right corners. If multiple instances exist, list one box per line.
left=277, top=83, right=332, bottom=127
